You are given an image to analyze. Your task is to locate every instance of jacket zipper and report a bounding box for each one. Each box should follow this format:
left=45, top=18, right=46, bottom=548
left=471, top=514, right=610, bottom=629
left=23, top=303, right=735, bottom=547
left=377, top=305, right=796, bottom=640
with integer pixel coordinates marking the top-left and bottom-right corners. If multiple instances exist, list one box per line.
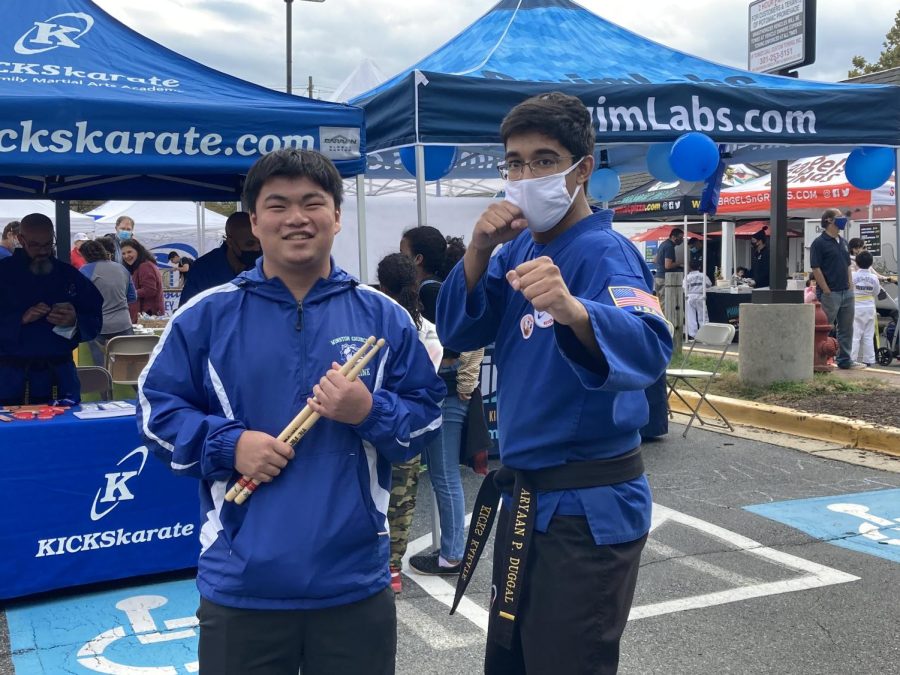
left=295, top=301, right=303, bottom=331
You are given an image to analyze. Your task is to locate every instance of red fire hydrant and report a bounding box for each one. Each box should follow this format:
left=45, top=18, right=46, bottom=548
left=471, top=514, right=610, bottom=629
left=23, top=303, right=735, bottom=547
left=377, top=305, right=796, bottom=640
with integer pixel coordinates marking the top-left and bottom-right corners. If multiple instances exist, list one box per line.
left=813, top=301, right=838, bottom=372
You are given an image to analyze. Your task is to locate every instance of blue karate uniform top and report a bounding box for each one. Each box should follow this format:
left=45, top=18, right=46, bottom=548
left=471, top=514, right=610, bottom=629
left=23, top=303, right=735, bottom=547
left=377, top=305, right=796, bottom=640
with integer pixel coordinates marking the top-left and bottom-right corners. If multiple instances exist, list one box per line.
left=0, top=249, right=103, bottom=402
left=437, top=209, right=672, bottom=545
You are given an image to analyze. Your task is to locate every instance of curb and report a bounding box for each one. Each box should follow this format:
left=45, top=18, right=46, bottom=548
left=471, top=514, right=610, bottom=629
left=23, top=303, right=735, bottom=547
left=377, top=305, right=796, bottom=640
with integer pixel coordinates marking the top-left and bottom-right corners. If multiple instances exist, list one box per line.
left=669, top=390, right=900, bottom=458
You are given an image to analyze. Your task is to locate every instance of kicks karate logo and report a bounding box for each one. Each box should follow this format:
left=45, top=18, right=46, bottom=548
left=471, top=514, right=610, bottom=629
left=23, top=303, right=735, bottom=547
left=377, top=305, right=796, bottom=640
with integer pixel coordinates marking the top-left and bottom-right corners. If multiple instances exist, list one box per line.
left=90, top=446, right=148, bottom=521
left=14, top=12, right=94, bottom=55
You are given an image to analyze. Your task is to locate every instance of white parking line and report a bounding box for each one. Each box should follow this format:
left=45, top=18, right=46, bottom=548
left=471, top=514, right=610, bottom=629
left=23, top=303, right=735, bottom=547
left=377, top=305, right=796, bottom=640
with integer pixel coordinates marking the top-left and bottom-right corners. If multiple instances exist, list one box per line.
left=402, top=503, right=859, bottom=633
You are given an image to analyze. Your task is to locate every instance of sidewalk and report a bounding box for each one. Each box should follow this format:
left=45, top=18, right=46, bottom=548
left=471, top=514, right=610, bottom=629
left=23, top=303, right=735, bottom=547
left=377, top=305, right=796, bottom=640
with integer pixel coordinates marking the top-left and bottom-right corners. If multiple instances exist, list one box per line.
left=677, top=344, right=900, bottom=458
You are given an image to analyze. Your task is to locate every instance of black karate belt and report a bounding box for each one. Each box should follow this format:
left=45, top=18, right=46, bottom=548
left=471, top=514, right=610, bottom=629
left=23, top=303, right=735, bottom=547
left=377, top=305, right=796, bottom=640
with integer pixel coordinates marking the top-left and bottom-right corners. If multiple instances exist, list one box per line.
left=449, top=448, right=645, bottom=650
left=0, top=355, right=70, bottom=405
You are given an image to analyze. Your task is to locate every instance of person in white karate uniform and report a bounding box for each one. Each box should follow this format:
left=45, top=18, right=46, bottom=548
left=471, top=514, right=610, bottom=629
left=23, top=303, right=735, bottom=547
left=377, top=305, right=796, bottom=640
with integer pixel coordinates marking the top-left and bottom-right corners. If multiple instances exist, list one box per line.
left=851, top=250, right=881, bottom=366
left=683, top=258, right=711, bottom=340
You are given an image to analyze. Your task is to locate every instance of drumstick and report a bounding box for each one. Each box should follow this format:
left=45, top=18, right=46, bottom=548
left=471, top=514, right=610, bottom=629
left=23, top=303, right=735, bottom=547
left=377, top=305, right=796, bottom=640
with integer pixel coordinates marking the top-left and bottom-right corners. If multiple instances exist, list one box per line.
left=225, top=336, right=385, bottom=504
left=224, top=337, right=376, bottom=503
left=232, top=338, right=386, bottom=506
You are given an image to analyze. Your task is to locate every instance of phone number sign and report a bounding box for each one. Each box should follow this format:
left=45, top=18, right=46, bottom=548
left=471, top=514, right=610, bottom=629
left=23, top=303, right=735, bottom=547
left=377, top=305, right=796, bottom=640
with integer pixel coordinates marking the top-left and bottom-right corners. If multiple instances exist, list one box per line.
left=748, top=0, right=816, bottom=73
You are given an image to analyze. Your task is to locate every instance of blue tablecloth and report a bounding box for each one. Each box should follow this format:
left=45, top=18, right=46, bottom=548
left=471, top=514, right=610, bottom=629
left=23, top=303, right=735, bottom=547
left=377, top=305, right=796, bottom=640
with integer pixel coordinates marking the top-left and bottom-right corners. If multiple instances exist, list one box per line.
left=0, top=409, right=200, bottom=600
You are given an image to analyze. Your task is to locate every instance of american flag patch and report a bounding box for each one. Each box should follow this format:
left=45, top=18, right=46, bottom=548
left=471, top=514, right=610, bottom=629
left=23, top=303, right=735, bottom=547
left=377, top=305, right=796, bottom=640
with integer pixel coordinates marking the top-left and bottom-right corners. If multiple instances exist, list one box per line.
left=608, top=286, right=664, bottom=318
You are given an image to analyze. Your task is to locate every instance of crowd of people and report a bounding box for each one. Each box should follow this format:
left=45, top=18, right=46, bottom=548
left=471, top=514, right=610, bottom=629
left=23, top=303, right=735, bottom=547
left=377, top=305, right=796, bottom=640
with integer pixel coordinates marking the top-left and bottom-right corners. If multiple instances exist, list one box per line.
left=129, top=92, right=673, bottom=675
left=3, top=88, right=894, bottom=675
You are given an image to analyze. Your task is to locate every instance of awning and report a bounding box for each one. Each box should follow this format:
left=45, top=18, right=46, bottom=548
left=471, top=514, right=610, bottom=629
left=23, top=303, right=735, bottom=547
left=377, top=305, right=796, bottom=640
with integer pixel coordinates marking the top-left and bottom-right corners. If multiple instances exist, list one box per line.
left=631, top=225, right=702, bottom=243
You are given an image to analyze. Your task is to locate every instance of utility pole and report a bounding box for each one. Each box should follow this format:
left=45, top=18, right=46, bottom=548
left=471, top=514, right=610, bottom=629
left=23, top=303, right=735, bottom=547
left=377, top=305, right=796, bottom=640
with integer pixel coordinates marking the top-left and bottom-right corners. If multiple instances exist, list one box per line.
left=285, top=0, right=325, bottom=95
left=308, top=75, right=314, bottom=99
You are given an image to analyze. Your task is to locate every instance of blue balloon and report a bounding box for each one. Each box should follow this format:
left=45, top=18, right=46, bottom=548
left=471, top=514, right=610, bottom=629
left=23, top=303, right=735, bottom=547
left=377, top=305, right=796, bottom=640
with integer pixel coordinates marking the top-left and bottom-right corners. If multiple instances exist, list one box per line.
left=845, top=147, right=895, bottom=191
left=589, top=168, right=621, bottom=202
left=669, top=132, right=719, bottom=182
left=398, top=145, right=458, bottom=181
left=646, top=143, right=678, bottom=182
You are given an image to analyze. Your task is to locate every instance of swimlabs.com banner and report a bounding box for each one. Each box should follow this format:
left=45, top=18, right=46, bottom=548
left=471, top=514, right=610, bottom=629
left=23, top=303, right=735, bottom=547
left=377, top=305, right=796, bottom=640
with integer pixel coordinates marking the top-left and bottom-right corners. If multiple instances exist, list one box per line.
left=587, top=95, right=816, bottom=135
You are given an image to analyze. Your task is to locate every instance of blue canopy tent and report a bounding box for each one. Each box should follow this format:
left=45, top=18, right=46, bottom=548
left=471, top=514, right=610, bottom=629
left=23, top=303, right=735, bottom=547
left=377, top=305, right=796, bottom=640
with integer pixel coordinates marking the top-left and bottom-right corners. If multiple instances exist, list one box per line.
left=353, top=0, right=900, bottom=196
left=0, top=0, right=365, bottom=261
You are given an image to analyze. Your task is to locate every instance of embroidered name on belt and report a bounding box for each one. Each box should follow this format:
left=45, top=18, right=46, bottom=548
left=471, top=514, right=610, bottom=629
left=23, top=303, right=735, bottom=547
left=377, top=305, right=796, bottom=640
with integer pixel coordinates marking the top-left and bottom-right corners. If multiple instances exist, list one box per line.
left=609, top=285, right=664, bottom=319
left=450, top=471, right=535, bottom=650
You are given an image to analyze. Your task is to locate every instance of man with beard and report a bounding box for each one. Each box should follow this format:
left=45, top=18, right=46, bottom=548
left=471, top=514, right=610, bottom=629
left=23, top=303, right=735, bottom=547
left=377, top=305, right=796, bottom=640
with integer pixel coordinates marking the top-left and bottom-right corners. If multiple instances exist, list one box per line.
left=0, top=213, right=103, bottom=404
left=178, top=211, right=261, bottom=307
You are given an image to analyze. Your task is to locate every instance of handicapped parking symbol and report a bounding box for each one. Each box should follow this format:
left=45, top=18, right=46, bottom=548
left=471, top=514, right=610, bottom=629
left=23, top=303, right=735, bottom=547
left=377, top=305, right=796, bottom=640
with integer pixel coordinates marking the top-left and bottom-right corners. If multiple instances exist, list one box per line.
left=828, top=503, right=900, bottom=547
left=77, top=594, right=199, bottom=674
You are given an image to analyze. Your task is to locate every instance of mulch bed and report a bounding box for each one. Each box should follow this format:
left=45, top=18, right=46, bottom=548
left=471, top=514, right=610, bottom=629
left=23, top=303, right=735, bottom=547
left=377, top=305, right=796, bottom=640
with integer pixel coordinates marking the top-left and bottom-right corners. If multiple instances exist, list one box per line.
left=767, top=390, right=900, bottom=430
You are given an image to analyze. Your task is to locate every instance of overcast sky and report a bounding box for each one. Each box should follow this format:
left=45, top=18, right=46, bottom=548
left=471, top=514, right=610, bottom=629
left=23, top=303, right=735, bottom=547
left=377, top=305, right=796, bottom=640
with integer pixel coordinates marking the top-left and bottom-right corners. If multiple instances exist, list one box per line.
left=93, top=0, right=898, bottom=97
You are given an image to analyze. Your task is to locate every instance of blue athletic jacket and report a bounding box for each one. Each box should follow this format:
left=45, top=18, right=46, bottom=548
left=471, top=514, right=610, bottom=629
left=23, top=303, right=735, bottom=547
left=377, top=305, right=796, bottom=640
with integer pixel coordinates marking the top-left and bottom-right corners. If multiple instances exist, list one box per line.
left=437, top=210, right=672, bottom=545
left=137, top=259, right=445, bottom=610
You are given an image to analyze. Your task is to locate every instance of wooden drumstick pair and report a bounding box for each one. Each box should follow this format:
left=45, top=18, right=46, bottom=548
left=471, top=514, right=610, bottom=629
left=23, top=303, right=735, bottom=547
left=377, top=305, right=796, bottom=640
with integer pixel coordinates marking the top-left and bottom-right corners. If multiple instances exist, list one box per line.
left=224, top=336, right=385, bottom=505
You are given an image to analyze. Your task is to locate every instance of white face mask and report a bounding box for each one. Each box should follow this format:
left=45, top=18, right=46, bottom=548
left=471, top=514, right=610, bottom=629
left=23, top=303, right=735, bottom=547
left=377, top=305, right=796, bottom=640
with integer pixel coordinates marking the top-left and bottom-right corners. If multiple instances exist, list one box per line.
left=504, top=158, right=584, bottom=233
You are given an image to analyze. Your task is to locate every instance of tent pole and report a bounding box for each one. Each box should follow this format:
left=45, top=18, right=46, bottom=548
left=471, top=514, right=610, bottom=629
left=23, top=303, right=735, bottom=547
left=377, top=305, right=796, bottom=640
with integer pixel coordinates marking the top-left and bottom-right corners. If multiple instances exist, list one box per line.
left=702, top=213, right=708, bottom=304
left=55, top=201, right=71, bottom=264
left=895, top=149, right=900, bottom=274
left=356, top=174, right=368, bottom=283
left=770, top=159, right=788, bottom=290
left=415, top=144, right=427, bottom=226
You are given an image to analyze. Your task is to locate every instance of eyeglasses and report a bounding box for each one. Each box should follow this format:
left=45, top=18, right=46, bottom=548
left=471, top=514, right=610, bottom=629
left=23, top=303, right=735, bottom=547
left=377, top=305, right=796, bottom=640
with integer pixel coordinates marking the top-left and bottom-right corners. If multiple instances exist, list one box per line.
left=497, top=155, right=580, bottom=180
left=19, top=235, right=55, bottom=250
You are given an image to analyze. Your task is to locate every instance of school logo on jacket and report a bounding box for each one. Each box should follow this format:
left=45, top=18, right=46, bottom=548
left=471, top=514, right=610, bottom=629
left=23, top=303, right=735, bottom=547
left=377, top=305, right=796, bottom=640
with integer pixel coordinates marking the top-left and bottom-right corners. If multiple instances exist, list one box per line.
left=520, top=314, right=534, bottom=340
left=331, top=335, right=373, bottom=376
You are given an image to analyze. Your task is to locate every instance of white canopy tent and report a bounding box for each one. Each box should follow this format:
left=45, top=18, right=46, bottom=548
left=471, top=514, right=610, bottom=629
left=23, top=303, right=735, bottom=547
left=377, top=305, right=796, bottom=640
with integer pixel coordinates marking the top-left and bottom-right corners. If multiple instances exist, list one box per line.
left=333, top=194, right=498, bottom=281
left=0, top=200, right=95, bottom=230
left=87, top=201, right=229, bottom=259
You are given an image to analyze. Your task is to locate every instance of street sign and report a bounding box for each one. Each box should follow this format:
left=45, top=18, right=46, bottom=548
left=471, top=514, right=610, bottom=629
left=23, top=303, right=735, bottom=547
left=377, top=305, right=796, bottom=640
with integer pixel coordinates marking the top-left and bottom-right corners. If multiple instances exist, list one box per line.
left=748, top=0, right=816, bottom=74
left=858, top=222, right=882, bottom=257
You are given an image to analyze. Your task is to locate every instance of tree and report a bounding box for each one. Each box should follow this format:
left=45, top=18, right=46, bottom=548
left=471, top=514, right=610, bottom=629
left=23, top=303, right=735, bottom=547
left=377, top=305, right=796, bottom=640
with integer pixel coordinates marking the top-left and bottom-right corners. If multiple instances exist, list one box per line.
left=848, top=10, right=900, bottom=77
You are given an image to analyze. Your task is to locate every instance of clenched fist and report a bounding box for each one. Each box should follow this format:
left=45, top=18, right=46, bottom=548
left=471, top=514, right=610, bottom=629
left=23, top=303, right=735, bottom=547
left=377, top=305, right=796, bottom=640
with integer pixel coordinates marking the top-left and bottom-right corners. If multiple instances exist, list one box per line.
left=471, top=202, right=528, bottom=252
left=506, top=256, right=587, bottom=327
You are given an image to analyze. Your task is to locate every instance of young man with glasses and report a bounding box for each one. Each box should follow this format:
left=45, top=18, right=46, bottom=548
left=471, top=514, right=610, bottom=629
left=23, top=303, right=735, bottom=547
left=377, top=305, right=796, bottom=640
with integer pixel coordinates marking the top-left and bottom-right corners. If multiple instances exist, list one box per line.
left=0, top=213, right=103, bottom=404
left=437, top=92, right=672, bottom=674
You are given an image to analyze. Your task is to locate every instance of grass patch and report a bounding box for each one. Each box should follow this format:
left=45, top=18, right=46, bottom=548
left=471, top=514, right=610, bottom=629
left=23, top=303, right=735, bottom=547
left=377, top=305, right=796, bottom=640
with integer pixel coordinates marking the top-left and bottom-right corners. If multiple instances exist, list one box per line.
left=671, top=353, right=875, bottom=404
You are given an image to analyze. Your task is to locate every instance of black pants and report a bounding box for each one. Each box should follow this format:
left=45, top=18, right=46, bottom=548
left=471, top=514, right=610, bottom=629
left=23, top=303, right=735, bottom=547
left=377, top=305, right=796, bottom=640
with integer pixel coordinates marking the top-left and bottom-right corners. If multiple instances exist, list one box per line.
left=485, top=509, right=646, bottom=675
left=197, top=587, right=396, bottom=674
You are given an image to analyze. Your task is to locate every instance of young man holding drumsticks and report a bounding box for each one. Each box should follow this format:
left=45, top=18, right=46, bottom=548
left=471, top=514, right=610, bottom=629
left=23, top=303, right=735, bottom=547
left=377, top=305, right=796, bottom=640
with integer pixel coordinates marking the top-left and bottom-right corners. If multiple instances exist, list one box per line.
left=438, top=92, right=672, bottom=674
left=137, top=149, right=445, bottom=674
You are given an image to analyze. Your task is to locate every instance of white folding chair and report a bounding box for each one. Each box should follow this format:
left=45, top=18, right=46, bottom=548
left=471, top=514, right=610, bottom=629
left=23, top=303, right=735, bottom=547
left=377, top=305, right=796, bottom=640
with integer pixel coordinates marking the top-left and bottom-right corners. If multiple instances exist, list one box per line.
left=105, top=335, right=160, bottom=387
left=666, top=322, right=736, bottom=437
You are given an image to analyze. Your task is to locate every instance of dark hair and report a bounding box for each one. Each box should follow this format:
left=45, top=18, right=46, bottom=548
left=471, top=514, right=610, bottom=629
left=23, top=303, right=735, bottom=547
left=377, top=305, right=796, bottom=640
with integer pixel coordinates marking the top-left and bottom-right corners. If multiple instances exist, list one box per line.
left=79, top=240, right=108, bottom=263
left=167, top=251, right=180, bottom=261
left=120, top=238, right=155, bottom=266
left=500, top=92, right=594, bottom=161
left=97, top=235, right=117, bottom=257
left=856, top=250, right=874, bottom=269
left=689, top=259, right=702, bottom=272
left=242, top=149, right=343, bottom=213
left=115, top=215, right=134, bottom=228
left=751, top=229, right=767, bottom=243
left=445, top=236, right=465, bottom=270
left=377, top=253, right=422, bottom=329
left=736, top=266, right=750, bottom=276
left=670, top=228, right=684, bottom=238
left=402, top=225, right=447, bottom=277
left=847, top=238, right=865, bottom=251
left=2, top=220, right=19, bottom=239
